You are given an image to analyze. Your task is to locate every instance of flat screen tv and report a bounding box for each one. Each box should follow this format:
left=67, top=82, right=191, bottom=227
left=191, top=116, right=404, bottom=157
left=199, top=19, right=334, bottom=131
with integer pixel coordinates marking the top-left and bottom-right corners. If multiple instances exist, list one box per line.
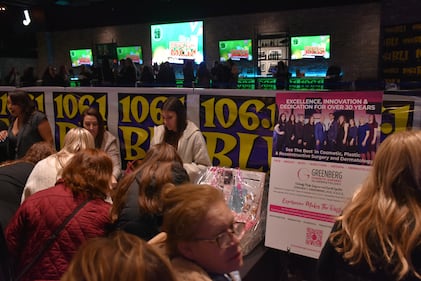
left=151, top=21, right=204, bottom=64
left=117, top=46, right=143, bottom=64
left=290, top=35, right=330, bottom=60
left=219, top=39, right=252, bottom=61
left=69, top=49, right=94, bottom=67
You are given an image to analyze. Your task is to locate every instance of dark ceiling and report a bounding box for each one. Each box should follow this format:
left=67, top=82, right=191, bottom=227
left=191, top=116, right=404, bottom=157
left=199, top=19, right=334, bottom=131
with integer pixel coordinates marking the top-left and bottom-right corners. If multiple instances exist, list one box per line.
left=0, top=0, right=380, bottom=57
left=1, top=0, right=381, bottom=31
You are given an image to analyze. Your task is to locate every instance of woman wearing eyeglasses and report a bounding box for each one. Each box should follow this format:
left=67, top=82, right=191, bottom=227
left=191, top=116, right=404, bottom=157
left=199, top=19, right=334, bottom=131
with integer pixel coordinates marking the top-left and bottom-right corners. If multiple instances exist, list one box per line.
left=162, top=183, right=245, bottom=281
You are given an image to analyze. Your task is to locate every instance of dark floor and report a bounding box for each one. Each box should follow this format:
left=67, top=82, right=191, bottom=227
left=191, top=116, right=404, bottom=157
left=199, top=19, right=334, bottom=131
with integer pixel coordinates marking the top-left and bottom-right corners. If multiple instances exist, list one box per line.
left=243, top=248, right=318, bottom=281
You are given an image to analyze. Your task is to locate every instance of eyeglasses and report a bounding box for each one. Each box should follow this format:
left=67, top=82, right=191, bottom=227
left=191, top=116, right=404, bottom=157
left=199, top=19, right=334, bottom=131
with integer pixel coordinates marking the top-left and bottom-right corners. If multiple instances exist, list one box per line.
left=192, top=221, right=246, bottom=249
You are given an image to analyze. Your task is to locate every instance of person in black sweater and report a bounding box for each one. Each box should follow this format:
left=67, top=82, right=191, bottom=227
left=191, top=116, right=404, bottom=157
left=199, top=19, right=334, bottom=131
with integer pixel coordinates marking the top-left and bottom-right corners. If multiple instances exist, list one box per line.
left=318, top=130, right=421, bottom=281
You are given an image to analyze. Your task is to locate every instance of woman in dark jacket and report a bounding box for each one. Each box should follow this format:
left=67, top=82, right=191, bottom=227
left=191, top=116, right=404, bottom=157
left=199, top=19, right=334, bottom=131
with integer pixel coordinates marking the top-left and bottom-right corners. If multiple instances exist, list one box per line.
left=110, top=142, right=190, bottom=241
left=0, top=141, right=54, bottom=229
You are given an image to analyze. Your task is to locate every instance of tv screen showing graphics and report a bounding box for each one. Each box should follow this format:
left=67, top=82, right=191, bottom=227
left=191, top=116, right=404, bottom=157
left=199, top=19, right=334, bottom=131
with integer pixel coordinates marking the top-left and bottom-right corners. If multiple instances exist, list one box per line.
left=151, top=21, right=204, bottom=64
left=219, top=39, right=252, bottom=61
left=117, top=46, right=143, bottom=64
left=70, top=49, right=94, bottom=67
left=290, top=35, right=330, bottom=60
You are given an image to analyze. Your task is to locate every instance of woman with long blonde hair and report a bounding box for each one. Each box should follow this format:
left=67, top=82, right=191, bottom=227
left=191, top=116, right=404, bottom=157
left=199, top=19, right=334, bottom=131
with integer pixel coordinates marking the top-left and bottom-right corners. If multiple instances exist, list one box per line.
left=318, top=130, right=421, bottom=281
left=21, top=127, right=95, bottom=202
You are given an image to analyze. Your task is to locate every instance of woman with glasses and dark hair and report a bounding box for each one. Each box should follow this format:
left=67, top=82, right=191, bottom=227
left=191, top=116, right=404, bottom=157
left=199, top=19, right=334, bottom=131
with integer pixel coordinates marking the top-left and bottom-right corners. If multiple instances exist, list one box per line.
left=162, top=183, right=245, bottom=281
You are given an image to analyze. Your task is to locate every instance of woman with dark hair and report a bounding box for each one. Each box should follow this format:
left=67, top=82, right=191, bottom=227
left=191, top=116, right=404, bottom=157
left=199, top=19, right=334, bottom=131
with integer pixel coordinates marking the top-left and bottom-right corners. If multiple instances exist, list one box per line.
left=182, top=59, right=195, bottom=88
left=0, top=90, right=54, bottom=160
left=150, top=97, right=211, bottom=182
left=196, top=61, right=211, bottom=88
left=20, top=66, right=38, bottom=87
left=273, top=112, right=287, bottom=155
left=111, top=142, right=190, bottom=241
left=336, top=114, right=349, bottom=152
left=81, top=106, right=121, bottom=182
left=0, top=141, right=55, bottom=228
left=303, top=115, right=316, bottom=150
left=347, top=118, right=358, bottom=153
left=357, top=116, right=370, bottom=161
left=285, top=113, right=296, bottom=149
left=367, top=114, right=378, bottom=161
left=5, top=149, right=113, bottom=281
left=139, top=65, right=156, bottom=87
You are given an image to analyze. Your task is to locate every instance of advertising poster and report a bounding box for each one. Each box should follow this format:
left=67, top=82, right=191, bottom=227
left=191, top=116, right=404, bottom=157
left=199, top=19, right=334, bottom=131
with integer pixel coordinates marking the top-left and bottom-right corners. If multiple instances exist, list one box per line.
left=199, top=95, right=277, bottom=172
left=265, top=91, right=384, bottom=259
left=117, top=93, right=186, bottom=168
left=53, top=92, right=108, bottom=149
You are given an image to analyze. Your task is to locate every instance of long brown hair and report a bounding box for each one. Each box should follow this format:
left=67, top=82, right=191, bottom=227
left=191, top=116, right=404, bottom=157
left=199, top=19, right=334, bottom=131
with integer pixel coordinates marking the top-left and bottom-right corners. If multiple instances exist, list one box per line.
left=162, top=97, right=187, bottom=147
left=330, top=130, right=421, bottom=280
left=80, top=106, right=105, bottom=148
left=111, top=143, right=189, bottom=222
left=8, top=90, right=36, bottom=124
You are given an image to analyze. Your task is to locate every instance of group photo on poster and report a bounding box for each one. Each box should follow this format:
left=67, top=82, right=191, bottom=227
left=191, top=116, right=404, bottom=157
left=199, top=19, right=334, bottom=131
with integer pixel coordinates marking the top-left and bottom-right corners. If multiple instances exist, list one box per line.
left=265, top=91, right=384, bottom=259
left=273, top=92, right=383, bottom=166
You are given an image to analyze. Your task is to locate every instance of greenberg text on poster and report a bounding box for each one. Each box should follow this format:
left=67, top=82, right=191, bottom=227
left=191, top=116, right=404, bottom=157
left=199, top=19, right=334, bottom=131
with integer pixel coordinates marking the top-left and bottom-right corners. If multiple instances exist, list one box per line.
left=265, top=91, right=384, bottom=259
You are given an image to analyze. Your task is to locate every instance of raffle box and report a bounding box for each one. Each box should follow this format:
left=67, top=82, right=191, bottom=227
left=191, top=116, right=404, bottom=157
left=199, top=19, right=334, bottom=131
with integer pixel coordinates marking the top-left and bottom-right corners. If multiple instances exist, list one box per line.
left=197, top=166, right=266, bottom=255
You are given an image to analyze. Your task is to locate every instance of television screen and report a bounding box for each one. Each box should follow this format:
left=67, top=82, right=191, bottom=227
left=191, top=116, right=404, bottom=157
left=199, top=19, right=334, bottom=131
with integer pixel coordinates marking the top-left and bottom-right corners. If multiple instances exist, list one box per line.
left=219, top=39, right=252, bottom=61
left=117, top=46, right=143, bottom=64
left=151, top=21, right=204, bottom=64
left=290, top=35, right=330, bottom=60
left=70, top=49, right=94, bottom=67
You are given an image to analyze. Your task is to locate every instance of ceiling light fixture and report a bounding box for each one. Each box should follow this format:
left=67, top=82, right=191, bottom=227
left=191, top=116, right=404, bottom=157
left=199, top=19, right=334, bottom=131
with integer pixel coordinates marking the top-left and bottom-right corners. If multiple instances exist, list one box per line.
left=22, top=9, right=31, bottom=26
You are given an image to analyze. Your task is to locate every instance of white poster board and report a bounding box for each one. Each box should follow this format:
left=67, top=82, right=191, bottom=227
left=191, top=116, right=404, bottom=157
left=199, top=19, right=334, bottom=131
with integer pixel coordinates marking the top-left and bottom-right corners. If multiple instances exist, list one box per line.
left=265, top=91, right=384, bottom=258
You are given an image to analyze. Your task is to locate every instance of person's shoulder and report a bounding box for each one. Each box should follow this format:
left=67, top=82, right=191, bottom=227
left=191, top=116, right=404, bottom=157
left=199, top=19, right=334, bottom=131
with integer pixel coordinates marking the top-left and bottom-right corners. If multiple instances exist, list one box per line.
left=33, top=154, right=57, bottom=168
left=33, top=110, right=47, bottom=118
left=154, top=124, right=166, bottom=133
left=103, top=130, right=117, bottom=142
left=172, top=257, right=212, bottom=281
left=183, top=121, right=202, bottom=138
left=186, top=120, right=200, bottom=131
left=25, top=183, right=68, bottom=203
left=30, top=110, right=48, bottom=124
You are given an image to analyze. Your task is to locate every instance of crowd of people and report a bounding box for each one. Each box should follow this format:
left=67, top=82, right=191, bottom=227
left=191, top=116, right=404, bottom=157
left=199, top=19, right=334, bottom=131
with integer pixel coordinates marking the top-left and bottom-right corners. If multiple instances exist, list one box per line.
left=2, top=89, right=421, bottom=281
left=273, top=111, right=379, bottom=162
left=0, top=90, right=247, bottom=281
left=1, top=58, right=243, bottom=89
